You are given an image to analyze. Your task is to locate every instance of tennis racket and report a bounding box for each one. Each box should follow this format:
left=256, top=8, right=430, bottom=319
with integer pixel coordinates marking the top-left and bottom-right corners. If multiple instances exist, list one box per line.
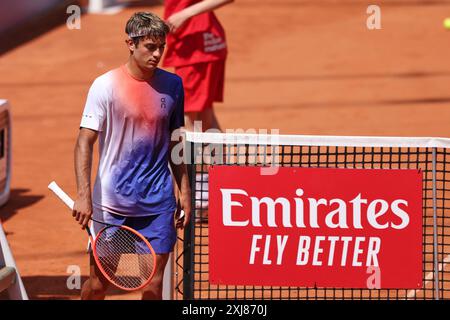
left=48, top=181, right=157, bottom=292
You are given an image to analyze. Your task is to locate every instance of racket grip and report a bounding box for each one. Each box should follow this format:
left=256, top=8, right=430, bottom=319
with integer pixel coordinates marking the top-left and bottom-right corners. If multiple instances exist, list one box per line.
left=48, top=181, right=75, bottom=210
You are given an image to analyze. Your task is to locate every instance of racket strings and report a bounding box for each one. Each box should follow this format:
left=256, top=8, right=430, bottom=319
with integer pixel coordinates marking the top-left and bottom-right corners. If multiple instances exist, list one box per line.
left=94, top=227, right=155, bottom=290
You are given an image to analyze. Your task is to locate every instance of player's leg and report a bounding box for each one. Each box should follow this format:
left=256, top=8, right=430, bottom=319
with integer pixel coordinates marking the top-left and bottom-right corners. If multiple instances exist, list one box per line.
left=175, top=59, right=225, bottom=132
left=175, top=63, right=207, bottom=132
left=198, top=58, right=226, bottom=166
left=128, top=213, right=176, bottom=300
left=81, top=253, right=110, bottom=300
left=184, top=111, right=198, bottom=132
left=198, top=107, right=221, bottom=131
left=198, top=58, right=225, bottom=132
left=196, top=59, right=227, bottom=218
left=141, top=253, right=170, bottom=300
left=80, top=210, right=118, bottom=300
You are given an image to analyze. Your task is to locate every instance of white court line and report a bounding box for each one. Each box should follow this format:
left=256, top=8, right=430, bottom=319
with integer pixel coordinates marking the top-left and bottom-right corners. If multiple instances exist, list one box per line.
left=406, top=254, right=450, bottom=299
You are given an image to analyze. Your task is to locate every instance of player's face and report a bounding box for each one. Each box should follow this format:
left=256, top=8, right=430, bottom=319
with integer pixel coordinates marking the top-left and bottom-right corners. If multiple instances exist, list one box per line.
left=132, top=36, right=166, bottom=71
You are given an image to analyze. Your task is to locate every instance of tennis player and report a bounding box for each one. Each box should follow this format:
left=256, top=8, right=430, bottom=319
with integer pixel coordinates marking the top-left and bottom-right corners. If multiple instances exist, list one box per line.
left=72, top=12, right=191, bottom=300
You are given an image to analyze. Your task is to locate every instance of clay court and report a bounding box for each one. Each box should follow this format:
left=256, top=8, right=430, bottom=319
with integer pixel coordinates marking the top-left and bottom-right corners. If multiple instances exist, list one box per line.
left=0, top=0, right=449, bottom=299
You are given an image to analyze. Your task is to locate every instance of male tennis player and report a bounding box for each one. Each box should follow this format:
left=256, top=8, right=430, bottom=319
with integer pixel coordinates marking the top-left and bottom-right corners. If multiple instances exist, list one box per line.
left=73, top=12, right=191, bottom=300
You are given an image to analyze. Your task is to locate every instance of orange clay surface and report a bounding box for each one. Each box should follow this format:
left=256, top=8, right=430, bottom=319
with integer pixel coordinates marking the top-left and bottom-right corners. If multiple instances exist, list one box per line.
left=0, top=0, right=450, bottom=299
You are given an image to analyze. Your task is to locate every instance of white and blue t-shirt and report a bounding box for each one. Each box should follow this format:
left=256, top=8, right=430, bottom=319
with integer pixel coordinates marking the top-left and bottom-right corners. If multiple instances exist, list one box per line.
left=80, top=65, right=184, bottom=217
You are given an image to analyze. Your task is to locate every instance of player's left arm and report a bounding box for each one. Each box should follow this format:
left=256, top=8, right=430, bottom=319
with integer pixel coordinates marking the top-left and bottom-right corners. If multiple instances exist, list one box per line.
left=166, top=0, right=234, bottom=33
left=169, top=139, right=192, bottom=229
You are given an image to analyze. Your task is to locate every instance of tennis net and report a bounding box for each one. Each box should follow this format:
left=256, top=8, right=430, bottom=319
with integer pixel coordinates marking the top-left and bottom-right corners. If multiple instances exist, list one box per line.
left=172, top=131, right=450, bottom=300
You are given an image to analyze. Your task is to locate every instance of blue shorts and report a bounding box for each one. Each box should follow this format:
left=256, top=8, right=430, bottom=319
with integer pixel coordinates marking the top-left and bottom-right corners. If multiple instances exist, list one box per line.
left=90, top=210, right=177, bottom=254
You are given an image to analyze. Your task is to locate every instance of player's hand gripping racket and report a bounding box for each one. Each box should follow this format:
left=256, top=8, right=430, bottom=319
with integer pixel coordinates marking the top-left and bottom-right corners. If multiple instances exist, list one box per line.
left=48, top=181, right=157, bottom=291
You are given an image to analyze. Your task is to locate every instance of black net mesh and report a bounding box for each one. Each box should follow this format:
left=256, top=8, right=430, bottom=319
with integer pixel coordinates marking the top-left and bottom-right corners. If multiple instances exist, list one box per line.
left=171, top=136, right=449, bottom=300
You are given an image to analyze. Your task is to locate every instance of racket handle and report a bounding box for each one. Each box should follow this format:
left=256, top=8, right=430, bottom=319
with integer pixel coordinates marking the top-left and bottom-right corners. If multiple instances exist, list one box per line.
left=48, top=181, right=75, bottom=210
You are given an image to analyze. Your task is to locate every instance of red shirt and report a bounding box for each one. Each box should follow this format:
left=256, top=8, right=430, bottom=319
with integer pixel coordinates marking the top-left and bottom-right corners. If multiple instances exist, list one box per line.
left=163, top=0, right=228, bottom=67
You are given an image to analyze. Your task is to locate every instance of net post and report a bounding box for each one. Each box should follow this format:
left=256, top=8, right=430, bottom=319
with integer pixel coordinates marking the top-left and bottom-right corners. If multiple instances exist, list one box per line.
left=432, top=147, right=440, bottom=300
left=182, top=139, right=195, bottom=299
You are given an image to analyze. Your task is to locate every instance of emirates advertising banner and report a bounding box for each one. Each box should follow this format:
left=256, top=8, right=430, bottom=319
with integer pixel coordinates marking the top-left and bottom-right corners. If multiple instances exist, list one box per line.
left=208, top=166, right=422, bottom=289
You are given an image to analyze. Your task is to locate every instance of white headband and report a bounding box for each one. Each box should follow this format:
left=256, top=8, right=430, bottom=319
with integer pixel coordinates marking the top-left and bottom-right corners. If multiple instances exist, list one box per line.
left=128, top=32, right=149, bottom=38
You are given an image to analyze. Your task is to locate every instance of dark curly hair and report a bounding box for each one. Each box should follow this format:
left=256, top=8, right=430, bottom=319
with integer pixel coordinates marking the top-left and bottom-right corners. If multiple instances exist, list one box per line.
left=125, top=12, right=169, bottom=46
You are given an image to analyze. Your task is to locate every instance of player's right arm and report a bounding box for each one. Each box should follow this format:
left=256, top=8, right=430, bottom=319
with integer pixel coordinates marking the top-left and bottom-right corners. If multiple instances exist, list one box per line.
left=74, top=74, right=108, bottom=229
left=73, top=128, right=98, bottom=229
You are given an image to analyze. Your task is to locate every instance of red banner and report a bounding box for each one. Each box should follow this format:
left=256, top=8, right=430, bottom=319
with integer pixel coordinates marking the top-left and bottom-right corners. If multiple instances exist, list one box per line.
left=208, top=166, right=422, bottom=288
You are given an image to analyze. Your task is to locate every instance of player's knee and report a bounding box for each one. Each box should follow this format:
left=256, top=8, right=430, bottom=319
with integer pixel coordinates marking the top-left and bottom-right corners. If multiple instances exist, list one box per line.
left=144, top=279, right=162, bottom=292
left=145, top=265, right=165, bottom=289
left=89, top=276, right=107, bottom=294
left=141, top=276, right=163, bottom=299
left=152, top=270, right=165, bottom=287
left=184, top=112, right=197, bottom=131
left=185, top=112, right=197, bottom=121
left=199, top=109, right=216, bottom=131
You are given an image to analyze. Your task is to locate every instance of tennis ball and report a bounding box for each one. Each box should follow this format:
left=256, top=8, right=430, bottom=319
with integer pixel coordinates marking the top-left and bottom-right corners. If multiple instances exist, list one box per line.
left=444, top=18, right=450, bottom=30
